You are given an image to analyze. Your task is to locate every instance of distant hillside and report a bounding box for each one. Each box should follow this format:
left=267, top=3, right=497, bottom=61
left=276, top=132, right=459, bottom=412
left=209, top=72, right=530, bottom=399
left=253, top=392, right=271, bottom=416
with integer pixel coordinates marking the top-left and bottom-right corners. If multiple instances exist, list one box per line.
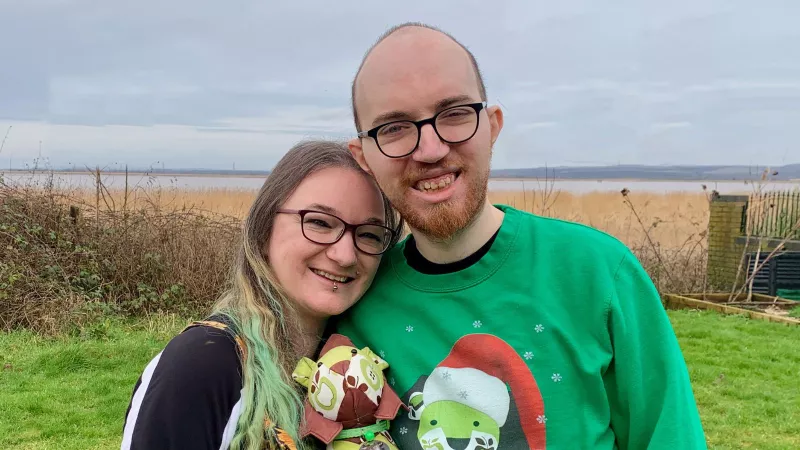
left=489, top=164, right=800, bottom=181
left=8, top=163, right=800, bottom=181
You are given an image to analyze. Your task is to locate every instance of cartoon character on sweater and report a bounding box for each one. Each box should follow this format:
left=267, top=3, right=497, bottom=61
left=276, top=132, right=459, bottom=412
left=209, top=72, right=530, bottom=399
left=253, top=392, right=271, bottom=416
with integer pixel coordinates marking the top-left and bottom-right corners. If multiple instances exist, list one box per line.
left=292, top=334, right=404, bottom=450
left=394, top=334, right=547, bottom=450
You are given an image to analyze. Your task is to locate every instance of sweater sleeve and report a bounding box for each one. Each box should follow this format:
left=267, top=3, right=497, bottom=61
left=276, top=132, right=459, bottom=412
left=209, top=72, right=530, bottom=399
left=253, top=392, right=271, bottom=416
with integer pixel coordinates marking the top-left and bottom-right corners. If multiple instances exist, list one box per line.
left=121, top=325, right=244, bottom=450
left=602, top=250, right=707, bottom=449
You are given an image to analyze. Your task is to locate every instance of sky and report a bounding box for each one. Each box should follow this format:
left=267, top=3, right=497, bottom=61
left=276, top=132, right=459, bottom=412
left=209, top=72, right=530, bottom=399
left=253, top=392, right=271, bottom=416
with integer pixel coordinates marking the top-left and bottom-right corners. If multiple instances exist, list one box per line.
left=1, top=0, right=799, bottom=171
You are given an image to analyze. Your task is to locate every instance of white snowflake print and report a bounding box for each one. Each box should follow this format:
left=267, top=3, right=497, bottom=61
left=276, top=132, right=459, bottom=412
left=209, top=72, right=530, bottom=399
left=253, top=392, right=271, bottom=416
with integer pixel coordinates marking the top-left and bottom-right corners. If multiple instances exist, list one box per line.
left=537, top=415, right=547, bottom=424
left=473, top=320, right=482, bottom=328
left=406, top=325, right=414, bottom=332
left=524, top=351, right=534, bottom=360
left=535, top=324, right=545, bottom=333
left=390, top=378, right=396, bottom=386
left=440, top=370, right=452, bottom=381
left=399, top=427, right=408, bottom=435
left=379, top=350, right=386, bottom=358
left=459, top=390, right=469, bottom=399
left=552, top=373, right=562, bottom=383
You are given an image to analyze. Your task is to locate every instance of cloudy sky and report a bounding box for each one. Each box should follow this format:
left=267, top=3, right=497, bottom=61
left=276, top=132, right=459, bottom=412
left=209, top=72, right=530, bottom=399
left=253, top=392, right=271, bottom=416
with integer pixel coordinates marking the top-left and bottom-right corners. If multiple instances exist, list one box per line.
left=1, top=0, right=798, bottom=171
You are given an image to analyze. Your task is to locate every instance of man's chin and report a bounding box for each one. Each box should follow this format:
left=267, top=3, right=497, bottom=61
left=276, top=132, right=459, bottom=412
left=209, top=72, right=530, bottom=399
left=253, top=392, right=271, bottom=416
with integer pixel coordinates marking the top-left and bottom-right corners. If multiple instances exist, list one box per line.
left=390, top=171, right=488, bottom=241
left=400, top=196, right=472, bottom=241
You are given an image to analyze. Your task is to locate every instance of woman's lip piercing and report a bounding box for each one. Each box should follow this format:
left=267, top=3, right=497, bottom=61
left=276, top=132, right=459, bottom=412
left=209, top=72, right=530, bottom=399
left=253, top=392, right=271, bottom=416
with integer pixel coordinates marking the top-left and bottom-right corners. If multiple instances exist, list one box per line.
left=332, top=282, right=338, bottom=292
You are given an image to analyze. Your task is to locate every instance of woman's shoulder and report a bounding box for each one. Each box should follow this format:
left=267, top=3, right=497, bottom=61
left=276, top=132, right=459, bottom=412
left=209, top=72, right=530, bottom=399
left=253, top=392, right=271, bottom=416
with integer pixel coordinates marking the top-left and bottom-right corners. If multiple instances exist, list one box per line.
left=137, top=318, right=244, bottom=396
left=121, top=319, right=245, bottom=450
left=174, top=321, right=241, bottom=365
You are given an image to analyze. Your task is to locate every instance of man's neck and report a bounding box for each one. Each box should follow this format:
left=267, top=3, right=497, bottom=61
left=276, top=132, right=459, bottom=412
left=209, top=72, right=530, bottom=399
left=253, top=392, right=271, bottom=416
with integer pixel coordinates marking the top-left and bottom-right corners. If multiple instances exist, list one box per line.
left=411, top=200, right=505, bottom=264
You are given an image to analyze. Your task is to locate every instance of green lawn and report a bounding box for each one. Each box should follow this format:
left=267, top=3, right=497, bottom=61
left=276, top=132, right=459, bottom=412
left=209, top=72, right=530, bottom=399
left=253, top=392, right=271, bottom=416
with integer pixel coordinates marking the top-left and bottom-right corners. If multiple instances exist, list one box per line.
left=0, top=315, right=189, bottom=450
left=1, top=310, right=799, bottom=449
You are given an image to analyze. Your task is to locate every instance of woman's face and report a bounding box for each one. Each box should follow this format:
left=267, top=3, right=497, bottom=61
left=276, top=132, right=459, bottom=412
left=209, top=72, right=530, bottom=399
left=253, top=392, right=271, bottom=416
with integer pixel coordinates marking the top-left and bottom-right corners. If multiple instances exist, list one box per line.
left=267, top=166, right=389, bottom=321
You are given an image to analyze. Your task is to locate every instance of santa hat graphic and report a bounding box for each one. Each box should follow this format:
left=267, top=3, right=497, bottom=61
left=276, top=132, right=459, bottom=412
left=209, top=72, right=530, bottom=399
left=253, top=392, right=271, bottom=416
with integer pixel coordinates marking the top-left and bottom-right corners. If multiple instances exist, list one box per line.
left=421, top=334, right=546, bottom=449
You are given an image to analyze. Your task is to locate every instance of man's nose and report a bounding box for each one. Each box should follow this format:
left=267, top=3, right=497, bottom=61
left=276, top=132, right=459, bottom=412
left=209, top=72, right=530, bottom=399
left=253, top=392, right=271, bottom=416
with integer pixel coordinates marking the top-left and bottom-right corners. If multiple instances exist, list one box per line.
left=412, top=124, right=449, bottom=164
left=325, top=232, right=358, bottom=267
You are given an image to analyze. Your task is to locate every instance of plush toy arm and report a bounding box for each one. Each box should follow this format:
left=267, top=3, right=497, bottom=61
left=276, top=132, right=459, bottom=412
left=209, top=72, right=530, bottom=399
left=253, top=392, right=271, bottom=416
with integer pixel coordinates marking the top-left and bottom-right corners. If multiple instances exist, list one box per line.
left=374, top=381, right=406, bottom=420
left=292, top=357, right=317, bottom=389
left=358, top=347, right=389, bottom=371
left=300, top=399, right=344, bottom=444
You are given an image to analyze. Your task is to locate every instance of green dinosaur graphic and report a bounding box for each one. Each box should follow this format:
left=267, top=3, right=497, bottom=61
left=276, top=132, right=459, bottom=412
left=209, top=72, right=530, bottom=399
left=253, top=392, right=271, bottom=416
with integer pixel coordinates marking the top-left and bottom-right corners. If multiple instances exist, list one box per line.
left=414, top=399, right=500, bottom=446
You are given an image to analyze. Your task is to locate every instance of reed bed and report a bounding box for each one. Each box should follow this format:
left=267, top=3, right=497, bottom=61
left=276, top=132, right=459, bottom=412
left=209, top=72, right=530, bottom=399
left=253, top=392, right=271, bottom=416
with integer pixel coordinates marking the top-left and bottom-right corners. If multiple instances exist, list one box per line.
left=0, top=171, right=711, bottom=334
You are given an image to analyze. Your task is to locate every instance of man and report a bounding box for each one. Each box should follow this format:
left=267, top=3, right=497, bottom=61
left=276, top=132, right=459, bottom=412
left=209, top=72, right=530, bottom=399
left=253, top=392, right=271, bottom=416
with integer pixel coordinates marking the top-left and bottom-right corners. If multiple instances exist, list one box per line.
left=333, top=22, right=706, bottom=449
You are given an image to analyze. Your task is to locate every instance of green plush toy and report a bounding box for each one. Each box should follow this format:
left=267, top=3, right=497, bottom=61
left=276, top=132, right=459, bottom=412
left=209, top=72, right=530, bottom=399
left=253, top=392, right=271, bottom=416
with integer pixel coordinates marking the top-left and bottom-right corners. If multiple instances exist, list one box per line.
left=292, top=334, right=404, bottom=450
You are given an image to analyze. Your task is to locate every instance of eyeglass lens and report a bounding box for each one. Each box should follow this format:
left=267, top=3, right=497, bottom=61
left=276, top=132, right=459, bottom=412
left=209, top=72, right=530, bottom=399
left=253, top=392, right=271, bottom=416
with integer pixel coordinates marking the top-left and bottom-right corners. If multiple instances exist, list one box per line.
left=300, top=211, right=392, bottom=254
left=376, top=105, right=479, bottom=157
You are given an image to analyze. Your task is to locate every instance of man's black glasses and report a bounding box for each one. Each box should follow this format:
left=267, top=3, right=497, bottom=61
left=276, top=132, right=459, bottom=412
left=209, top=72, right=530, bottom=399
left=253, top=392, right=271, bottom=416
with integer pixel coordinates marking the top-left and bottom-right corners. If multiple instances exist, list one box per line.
left=357, top=102, right=487, bottom=158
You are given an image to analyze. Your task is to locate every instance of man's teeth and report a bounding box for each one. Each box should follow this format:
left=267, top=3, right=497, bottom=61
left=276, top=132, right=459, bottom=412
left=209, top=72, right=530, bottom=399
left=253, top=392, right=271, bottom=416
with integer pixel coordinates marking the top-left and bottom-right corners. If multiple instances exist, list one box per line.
left=312, top=269, right=349, bottom=282
left=417, top=173, right=455, bottom=192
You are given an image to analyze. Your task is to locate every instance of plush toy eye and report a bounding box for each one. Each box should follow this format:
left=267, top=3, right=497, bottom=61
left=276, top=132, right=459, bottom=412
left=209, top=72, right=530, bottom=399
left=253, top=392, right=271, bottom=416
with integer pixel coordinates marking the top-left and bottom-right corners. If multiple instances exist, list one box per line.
left=351, top=349, right=357, bottom=355
left=317, top=361, right=323, bottom=367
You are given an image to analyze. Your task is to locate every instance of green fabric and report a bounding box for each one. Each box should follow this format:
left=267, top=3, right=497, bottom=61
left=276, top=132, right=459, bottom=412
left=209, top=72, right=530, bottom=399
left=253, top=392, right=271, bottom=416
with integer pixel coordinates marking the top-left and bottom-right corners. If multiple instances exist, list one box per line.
left=334, top=420, right=390, bottom=440
left=334, top=205, right=706, bottom=449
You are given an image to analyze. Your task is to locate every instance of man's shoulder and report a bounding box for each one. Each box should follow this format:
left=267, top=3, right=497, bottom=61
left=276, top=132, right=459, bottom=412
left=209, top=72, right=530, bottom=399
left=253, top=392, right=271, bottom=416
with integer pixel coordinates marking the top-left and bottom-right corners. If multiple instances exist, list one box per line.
left=509, top=206, right=630, bottom=255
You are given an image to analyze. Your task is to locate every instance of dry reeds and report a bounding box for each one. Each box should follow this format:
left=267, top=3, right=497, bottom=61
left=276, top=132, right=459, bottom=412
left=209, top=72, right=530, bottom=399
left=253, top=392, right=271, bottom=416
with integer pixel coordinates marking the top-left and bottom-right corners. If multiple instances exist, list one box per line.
left=1, top=169, right=718, bottom=333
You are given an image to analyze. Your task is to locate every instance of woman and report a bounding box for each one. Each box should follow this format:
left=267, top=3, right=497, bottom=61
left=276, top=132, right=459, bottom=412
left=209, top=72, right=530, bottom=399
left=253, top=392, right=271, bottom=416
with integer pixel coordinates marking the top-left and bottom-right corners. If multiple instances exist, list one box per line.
left=120, top=140, right=403, bottom=450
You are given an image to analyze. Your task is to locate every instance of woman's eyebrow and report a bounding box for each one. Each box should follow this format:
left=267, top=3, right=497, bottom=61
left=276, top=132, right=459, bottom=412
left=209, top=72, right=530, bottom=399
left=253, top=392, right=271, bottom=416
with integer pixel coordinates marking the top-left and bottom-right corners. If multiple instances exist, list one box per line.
left=306, top=203, right=385, bottom=225
left=306, top=203, right=339, bottom=215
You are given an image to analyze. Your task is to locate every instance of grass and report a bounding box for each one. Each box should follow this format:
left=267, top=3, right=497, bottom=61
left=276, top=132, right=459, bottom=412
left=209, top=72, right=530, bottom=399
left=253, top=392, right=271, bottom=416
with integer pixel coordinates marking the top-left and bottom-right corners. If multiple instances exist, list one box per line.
left=677, top=310, right=800, bottom=449
left=0, top=314, right=189, bottom=450
left=2, top=310, right=799, bottom=449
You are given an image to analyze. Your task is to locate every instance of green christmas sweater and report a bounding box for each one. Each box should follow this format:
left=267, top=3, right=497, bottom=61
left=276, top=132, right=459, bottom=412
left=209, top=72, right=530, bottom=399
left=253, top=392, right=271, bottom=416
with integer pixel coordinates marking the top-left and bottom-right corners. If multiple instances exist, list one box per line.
left=333, top=205, right=706, bottom=450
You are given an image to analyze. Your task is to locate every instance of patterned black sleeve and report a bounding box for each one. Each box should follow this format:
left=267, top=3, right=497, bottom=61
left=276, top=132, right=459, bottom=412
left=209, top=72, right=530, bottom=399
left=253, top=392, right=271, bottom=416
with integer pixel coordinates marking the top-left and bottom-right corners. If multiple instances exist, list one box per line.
left=121, top=325, right=244, bottom=450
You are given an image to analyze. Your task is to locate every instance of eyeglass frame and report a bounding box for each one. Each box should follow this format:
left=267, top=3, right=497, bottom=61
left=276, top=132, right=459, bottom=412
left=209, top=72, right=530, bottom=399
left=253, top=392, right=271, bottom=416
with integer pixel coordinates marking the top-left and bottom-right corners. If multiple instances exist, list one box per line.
left=356, top=101, right=488, bottom=159
left=276, top=208, right=397, bottom=255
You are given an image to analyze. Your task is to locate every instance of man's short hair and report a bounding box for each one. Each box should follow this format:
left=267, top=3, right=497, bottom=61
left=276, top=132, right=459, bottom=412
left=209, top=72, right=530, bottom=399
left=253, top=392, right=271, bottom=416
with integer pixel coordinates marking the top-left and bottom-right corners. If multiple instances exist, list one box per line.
left=350, top=22, right=487, bottom=132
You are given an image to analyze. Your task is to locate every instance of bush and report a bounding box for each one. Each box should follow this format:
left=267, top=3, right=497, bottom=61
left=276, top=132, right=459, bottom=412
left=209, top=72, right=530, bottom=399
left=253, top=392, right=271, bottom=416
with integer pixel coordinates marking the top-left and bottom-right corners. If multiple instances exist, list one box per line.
left=0, top=175, right=240, bottom=334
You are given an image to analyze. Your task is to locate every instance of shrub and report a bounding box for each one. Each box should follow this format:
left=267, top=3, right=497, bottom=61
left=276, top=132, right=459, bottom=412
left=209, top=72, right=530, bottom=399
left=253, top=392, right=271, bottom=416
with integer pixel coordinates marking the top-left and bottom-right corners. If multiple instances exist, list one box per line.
left=0, top=174, right=240, bottom=334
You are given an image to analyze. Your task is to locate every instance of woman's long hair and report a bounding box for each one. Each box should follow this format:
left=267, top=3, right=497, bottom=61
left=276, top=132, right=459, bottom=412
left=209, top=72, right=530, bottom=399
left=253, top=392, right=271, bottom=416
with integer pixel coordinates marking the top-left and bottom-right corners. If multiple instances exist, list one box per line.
left=211, top=140, right=402, bottom=450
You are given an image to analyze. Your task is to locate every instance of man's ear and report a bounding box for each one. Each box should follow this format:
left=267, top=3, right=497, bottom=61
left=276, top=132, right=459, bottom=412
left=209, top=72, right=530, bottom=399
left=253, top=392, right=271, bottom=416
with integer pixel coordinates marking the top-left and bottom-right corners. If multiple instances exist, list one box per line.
left=348, top=137, right=372, bottom=174
left=487, top=105, right=504, bottom=146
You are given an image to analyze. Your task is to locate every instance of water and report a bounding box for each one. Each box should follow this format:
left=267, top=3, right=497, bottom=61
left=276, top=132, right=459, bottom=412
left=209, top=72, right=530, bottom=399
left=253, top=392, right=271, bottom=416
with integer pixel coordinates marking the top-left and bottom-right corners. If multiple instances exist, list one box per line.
left=2, top=171, right=798, bottom=195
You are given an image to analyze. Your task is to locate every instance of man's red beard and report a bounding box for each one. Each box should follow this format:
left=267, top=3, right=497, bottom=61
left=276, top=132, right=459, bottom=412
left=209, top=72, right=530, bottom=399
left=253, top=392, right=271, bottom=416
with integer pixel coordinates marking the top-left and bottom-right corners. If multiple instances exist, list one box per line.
left=390, top=159, right=490, bottom=241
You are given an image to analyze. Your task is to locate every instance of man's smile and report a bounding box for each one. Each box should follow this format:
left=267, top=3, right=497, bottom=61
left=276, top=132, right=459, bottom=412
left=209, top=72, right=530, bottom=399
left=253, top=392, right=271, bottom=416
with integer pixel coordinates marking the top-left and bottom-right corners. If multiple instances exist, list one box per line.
left=414, top=172, right=459, bottom=192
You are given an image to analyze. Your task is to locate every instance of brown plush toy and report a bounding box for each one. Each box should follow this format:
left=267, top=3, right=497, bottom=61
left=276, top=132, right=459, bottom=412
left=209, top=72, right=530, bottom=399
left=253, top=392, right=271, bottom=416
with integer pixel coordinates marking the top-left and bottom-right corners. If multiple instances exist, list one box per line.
left=292, top=334, right=404, bottom=450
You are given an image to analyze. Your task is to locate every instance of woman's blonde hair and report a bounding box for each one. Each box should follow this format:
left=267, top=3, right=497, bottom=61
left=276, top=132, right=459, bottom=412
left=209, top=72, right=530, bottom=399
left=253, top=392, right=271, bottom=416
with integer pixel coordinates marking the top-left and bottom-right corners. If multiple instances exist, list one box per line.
left=211, top=140, right=402, bottom=449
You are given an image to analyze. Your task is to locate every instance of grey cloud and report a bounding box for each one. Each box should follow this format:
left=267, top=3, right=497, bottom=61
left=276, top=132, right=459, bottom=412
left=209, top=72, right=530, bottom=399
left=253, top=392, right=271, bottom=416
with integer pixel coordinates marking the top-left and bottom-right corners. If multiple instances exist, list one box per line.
left=1, top=0, right=799, bottom=168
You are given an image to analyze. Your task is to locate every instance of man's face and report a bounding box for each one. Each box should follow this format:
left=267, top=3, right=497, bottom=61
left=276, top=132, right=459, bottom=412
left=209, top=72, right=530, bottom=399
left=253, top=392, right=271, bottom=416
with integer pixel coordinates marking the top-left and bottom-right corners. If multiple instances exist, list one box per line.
left=349, top=28, right=503, bottom=240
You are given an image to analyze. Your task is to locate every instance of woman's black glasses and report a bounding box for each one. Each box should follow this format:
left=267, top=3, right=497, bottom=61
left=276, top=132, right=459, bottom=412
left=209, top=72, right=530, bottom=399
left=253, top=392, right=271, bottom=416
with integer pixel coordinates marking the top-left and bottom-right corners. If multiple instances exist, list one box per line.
left=276, top=209, right=396, bottom=255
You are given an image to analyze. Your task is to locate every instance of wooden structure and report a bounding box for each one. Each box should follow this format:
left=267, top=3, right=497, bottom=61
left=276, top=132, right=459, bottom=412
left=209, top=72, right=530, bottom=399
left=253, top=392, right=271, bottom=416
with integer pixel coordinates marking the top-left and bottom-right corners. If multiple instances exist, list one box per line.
left=707, top=190, right=800, bottom=293
left=663, top=293, right=800, bottom=326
